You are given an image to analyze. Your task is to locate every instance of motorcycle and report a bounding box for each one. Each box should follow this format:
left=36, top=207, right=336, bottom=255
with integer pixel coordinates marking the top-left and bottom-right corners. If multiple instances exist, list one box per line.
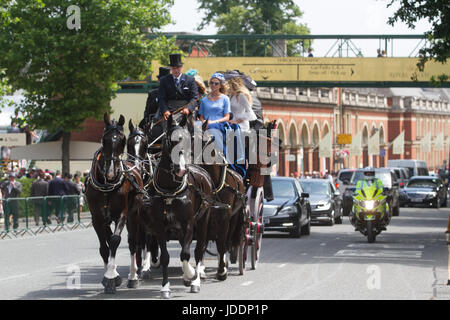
left=350, top=181, right=391, bottom=243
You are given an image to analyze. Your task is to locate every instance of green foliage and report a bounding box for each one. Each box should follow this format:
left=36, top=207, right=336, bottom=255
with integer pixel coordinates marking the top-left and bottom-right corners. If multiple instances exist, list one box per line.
left=0, top=0, right=175, bottom=132
left=198, top=1, right=311, bottom=57
left=387, top=0, right=449, bottom=83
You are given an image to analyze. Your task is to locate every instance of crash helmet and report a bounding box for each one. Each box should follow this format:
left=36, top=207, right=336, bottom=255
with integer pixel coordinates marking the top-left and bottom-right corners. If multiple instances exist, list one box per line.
left=363, top=167, right=376, bottom=180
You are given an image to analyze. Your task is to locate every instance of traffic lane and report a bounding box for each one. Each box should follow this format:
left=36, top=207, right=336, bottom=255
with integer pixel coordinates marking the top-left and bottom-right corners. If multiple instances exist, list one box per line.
left=0, top=206, right=448, bottom=300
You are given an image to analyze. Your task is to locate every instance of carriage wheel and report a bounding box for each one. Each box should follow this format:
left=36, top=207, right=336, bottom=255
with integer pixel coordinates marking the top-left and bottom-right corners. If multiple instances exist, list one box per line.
left=251, top=187, right=264, bottom=270
left=238, top=205, right=251, bottom=275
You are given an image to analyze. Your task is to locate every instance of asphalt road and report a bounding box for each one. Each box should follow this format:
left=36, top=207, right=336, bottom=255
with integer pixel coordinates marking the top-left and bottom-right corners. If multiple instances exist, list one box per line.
left=0, top=206, right=448, bottom=300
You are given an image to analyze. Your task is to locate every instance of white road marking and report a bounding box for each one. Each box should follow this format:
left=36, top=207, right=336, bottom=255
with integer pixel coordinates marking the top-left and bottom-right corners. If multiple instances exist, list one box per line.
left=335, top=249, right=423, bottom=259
left=0, top=273, right=31, bottom=282
left=347, top=243, right=425, bottom=250
left=241, top=281, right=254, bottom=286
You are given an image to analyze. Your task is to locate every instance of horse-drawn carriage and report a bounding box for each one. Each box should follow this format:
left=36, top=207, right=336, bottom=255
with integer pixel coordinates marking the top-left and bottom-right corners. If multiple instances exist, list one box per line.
left=85, top=111, right=277, bottom=298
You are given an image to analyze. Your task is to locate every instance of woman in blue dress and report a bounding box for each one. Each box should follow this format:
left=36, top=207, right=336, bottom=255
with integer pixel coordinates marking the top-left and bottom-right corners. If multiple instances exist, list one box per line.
left=198, top=72, right=246, bottom=177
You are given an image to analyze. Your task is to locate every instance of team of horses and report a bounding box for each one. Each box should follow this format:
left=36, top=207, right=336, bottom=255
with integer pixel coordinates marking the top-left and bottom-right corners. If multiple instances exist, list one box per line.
left=85, top=113, right=270, bottom=298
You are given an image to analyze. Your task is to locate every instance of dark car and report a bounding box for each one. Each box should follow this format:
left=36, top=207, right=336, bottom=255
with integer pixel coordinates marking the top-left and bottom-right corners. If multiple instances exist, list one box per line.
left=401, top=176, right=448, bottom=208
left=299, top=178, right=343, bottom=226
left=263, top=177, right=311, bottom=238
left=342, top=168, right=401, bottom=217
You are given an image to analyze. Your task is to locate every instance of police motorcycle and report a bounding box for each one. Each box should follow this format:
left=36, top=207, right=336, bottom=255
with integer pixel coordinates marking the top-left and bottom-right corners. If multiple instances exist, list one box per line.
left=349, top=168, right=391, bottom=243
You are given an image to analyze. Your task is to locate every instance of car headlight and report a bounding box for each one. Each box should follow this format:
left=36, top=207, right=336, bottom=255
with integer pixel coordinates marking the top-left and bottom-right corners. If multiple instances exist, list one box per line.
left=279, top=206, right=296, bottom=216
left=426, top=192, right=437, bottom=199
left=316, top=202, right=331, bottom=210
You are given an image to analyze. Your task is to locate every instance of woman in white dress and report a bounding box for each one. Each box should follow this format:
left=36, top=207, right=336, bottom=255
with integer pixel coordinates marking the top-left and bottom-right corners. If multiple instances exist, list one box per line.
left=227, top=77, right=257, bottom=132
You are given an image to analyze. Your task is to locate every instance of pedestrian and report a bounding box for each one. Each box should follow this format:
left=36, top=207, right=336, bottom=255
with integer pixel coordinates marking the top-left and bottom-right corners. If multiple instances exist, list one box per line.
left=30, top=172, right=49, bottom=226
left=7, top=121, right=20, bottom=133
left=382, top=50, right=387, bottom=57
left=308, top=48, right=314, bottom=57
left=74, top=173, right=85, bottom=217
left=64, top=173, right=80, bottom=223
left=47, top=170, right=68, bottom=224
left=377, top=49, right=382, bottom=57
left=1, top=172, right=22, bottom=230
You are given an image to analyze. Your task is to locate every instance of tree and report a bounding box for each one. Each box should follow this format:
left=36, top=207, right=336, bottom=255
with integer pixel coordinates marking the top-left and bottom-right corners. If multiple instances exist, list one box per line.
left=197, top=0, right=311, bottom=57
left=0, top=0, right=175, bottom=174
left=387, top=0, right=449, bottom=82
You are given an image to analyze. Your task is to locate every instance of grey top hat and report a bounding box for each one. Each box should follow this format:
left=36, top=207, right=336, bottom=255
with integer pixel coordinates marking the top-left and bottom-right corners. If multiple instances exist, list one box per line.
left=8, top=172, right=16, bottom=178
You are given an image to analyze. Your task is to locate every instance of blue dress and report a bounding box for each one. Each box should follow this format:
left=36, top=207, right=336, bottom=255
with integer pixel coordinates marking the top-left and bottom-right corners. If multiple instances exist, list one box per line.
left=199, top=95, right=246, bottom=177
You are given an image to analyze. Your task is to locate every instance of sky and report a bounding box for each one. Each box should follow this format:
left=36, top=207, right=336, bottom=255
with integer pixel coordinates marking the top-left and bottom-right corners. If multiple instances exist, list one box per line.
left=162, top=0, right=433, bottom=57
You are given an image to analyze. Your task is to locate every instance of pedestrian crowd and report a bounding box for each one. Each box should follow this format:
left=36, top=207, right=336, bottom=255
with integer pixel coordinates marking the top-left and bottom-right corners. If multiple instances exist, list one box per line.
left=0, top=168, right=88, bottom=229
left=290, top=170, right=337, bottom=183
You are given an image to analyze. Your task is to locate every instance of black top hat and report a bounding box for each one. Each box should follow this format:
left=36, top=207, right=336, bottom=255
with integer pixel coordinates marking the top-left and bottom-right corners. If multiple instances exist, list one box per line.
left=157, top=67, right=171, bottom=79
left=169, top=54, right=183, bottom=67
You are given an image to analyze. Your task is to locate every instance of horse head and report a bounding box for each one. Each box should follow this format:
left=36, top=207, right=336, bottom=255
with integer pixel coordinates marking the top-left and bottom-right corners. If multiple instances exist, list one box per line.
left=127, top=119, right=148, bottom=171
left=162, top=114, right=190, bottom=178
left=101, top=113, right=126, bottom=182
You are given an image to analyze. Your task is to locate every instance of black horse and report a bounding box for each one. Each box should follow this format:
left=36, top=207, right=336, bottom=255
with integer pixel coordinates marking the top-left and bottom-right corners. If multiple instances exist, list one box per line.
left=126, top=119, right=160, bottom=279
left=85, top=113, right=144, bottom=294
left=193, top=120, right=246, bottom=280
left=140, top=114, right=215, bottom=298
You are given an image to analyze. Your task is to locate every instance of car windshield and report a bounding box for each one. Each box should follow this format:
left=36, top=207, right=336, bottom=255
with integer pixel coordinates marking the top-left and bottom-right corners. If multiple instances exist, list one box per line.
left=272, top=180, right=296, bottom=198
left=407, top=179, right=437, bottom=188
left=351, top=171, right=392, bottom=187
left=300, top=181, right=330, bottom=195
left=338, top=171, right=353, bottom=183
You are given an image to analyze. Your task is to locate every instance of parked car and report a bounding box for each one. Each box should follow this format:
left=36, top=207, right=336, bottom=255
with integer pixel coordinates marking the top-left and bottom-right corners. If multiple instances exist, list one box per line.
left=343, top=168, right=401, bottom=217
left=263, top=177, right=311, bottom=238
left=387, top=159, right=428, bottom=177
left=299, top=178, right=343, bottom=226
left=401, top=176, right=448, bottom=208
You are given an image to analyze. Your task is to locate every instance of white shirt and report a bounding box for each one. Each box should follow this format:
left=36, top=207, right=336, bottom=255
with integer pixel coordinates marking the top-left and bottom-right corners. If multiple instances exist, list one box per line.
left=230, top=93, right=257, bottom=132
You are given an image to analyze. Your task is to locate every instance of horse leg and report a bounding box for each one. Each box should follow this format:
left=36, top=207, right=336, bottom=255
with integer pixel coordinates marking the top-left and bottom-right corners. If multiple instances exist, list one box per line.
left=149, top=234, right=160, bottom=268
left=158, top=234, right=171, bottom=299
left=126, top=214, right=140, bottom=289
left=102, top=213, right=127, bottom=294
left=93, top=220, right=110, bottom=269
left=180, top=221, right=197, bottom=289
left=216, top=208, right=230, bottom=281
left=135, top=226, right=145, bottom=278
left=193, top=211, right=210, bottom=289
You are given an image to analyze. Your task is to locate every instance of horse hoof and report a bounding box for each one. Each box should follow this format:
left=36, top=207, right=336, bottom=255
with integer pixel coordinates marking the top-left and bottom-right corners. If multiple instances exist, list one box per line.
left=216, top=272, right=228, bottom=281
left=183, top=280, right=191, bottom=287
left=102, top=277, right=116, bottom=294
left=127, top=279, right=139, bottom=289
left=190, top=285, right=200, bottom=293
left=161, top=291, right=171, bottom=299
left=141, top=270, right=151, bottom=280
left=114, top=276, right=122, bottom=287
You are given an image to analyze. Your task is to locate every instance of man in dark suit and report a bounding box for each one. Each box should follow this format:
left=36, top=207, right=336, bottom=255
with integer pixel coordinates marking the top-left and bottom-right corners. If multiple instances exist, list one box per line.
left=48, top=171, right=68, bottom=224
left=64, top=173, right=80, bottom=223
left=30, top=172, right=49, bottom=226
left=1, top=172, right=22, bottom=229
left=157, top=53, right=199, bottom=121
left=144, top=67, right=171, bottom=124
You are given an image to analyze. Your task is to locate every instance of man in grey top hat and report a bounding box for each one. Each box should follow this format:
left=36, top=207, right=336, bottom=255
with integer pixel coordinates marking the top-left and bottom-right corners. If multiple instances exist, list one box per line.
left=1, top=172, right=22, bottom=229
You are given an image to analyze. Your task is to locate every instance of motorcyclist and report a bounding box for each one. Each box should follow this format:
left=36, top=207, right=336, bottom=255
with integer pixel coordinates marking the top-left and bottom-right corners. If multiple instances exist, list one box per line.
left=351, top=167, right=388, bottom=230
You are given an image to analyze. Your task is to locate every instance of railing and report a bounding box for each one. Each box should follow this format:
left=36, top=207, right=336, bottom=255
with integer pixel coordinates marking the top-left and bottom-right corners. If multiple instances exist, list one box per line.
left=0, top=195, right=92, bottom=239
left=147, top=34, right=429, bottom=58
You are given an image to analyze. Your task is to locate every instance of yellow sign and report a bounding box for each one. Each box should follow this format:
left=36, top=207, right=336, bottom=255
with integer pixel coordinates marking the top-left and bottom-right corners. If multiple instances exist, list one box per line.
left=337, top=134, right=352, bottom=145
left=152, top=57, right=449, bottom=83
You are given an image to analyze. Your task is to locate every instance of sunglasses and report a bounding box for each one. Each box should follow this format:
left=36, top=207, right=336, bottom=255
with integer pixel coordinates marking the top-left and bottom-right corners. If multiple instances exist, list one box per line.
left=209, top=81, right=221, bottom=86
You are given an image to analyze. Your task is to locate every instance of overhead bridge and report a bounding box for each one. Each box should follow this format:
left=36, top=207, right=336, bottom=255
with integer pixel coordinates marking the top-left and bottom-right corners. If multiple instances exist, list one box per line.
left=119, top=34, right=449, bottom=90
